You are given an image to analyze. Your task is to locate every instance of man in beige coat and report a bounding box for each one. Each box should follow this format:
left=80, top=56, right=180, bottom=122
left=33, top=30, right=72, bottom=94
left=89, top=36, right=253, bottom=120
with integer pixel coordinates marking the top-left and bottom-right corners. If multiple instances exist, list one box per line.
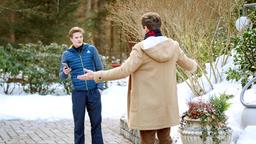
left=78, top=12, right=197, bottom=144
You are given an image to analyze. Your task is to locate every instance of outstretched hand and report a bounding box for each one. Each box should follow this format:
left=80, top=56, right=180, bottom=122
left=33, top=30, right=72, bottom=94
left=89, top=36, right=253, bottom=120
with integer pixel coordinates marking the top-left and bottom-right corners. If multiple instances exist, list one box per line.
left=77, top=69, right=95, bottom=80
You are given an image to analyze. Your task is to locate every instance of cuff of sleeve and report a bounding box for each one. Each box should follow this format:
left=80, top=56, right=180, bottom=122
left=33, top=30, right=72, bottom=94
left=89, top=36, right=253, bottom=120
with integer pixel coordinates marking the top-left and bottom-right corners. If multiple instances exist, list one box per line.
left=189, top=60, right=198, bottom=73
left=98, top=87, right=104, bottom=90
left=94, top=71, right=103, bottom=83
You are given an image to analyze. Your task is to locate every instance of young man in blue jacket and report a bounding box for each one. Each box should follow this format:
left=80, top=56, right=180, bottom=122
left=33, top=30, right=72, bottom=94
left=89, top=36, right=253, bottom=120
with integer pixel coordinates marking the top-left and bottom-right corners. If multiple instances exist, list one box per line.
left=59, top=27, right=104, bottom=144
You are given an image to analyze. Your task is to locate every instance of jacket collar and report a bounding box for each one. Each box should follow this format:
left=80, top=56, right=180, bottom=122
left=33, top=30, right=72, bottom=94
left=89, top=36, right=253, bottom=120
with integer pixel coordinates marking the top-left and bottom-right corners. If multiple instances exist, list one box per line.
left=68, top=43, right=87, bottom=53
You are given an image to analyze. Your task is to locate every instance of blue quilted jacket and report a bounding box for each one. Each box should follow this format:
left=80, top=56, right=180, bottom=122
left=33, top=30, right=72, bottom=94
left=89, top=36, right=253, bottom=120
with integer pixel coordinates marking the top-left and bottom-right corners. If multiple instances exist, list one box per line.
left=59, top=43, right=104, bottom=90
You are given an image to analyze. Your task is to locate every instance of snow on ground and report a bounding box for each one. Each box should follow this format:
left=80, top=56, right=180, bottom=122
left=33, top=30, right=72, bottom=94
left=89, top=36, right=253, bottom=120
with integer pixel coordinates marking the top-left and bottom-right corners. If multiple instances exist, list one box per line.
left=0, top=79, right=128, bottom=120
left=0, top=95, right=72, bottom=120
left=237, top=126, right=256, bottom=144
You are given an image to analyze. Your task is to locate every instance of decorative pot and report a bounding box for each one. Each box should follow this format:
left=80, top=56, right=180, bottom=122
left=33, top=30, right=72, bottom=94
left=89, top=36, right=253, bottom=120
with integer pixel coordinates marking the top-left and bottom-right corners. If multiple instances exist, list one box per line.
left=179, top=117, right=232, bottom=144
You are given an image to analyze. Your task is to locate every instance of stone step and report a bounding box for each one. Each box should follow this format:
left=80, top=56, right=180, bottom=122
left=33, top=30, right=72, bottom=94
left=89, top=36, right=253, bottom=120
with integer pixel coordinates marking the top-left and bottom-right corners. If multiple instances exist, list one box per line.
left=120, top=116, right=163, bottom=144
left=120, top=116, right=140, bottom=144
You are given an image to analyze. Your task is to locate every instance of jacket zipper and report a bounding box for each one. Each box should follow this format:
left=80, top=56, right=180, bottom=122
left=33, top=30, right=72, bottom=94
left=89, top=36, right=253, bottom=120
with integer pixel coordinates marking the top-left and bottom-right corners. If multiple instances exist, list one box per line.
left=78, top=52, right=88, bottom=90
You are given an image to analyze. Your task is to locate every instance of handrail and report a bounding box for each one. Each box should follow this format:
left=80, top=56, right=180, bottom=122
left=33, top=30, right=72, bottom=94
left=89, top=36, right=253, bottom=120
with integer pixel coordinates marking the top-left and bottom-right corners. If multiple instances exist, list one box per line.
left=240, top=77, right=256, bottom=108
left=243, top=3, right=256, bottom=15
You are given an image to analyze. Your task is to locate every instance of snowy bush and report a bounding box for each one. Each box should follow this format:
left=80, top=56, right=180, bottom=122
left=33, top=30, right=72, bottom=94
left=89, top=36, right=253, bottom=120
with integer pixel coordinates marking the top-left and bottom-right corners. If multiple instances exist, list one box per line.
left=0, top=42, right=71, bottom=95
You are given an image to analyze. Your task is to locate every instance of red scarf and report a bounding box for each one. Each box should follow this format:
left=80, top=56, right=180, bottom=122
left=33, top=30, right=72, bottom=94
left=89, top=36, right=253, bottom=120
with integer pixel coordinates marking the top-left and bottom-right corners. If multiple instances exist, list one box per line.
left=144, top=29, right=162, bottom=39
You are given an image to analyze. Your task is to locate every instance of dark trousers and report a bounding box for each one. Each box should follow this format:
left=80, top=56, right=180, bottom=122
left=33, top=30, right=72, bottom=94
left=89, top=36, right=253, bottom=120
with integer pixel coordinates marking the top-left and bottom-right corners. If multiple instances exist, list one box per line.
left=140, top=127, right=172, bottom=144
left=72, top=89, right=103, bottom=144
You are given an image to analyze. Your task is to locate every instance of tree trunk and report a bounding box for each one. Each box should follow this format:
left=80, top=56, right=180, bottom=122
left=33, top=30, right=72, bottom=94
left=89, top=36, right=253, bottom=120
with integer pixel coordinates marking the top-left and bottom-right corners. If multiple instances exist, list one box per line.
left=86, top=0, right=91, bottom=17
left=109, top=20, right=114, bottom=63
left=9, top=12, right=16, bottom=43
left=91, top=0, right=99, bottom=12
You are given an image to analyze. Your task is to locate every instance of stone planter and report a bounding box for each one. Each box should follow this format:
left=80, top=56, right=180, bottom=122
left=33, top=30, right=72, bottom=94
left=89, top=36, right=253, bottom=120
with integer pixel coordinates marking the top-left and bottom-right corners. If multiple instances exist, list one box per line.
left=120, top=116, right=161, bottom=144
left=179, top=117, right=232, bottom=144
left=120, top=116, right=140, bottom=144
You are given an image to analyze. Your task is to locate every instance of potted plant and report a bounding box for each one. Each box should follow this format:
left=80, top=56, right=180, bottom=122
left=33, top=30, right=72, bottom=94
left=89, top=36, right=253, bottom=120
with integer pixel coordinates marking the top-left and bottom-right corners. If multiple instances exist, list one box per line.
left=179, top=93, right=233, bottom=144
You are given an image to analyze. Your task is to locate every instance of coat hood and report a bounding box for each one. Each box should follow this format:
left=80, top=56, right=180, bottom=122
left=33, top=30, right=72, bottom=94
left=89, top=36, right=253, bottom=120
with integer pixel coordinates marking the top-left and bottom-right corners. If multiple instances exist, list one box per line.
left=141, top=36, right=178, bottom=62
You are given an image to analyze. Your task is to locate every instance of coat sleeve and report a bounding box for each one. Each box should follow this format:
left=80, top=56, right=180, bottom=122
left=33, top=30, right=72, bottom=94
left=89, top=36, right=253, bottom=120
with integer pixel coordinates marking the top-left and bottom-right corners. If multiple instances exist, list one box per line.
left=176, top=43, right=197, bottom=73
left=93, top=44, right=144, bottom=83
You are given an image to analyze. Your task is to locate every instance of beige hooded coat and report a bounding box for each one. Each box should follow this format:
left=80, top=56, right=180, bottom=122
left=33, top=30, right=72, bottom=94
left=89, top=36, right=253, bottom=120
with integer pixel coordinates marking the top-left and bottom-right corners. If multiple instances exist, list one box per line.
left=93, top=36, right=197, bottom=130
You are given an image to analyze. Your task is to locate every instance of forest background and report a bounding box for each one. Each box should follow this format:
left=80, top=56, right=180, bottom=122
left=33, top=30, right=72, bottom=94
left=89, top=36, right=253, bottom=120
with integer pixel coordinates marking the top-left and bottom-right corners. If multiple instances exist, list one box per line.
left=0, top=0, right=255, bottom=95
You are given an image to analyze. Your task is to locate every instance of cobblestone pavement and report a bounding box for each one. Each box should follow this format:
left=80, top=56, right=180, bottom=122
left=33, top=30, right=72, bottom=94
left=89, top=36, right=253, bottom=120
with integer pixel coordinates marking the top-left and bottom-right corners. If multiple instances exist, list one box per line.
left=0, top=119, right=132, bottom=144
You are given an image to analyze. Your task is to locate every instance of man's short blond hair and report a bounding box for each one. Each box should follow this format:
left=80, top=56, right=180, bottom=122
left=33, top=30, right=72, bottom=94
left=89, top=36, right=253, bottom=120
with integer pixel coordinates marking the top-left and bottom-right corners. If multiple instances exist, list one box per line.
left=141, top=12, right=161, bottom=31
left=68, top=27, right=85, bottom=38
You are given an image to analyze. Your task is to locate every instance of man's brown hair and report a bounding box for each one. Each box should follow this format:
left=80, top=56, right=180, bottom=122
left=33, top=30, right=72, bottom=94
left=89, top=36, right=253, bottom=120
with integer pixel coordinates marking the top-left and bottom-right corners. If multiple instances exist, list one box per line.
left=141, top=12, right=161, bottom=31
left=68, top=27, right=85, bottom=38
